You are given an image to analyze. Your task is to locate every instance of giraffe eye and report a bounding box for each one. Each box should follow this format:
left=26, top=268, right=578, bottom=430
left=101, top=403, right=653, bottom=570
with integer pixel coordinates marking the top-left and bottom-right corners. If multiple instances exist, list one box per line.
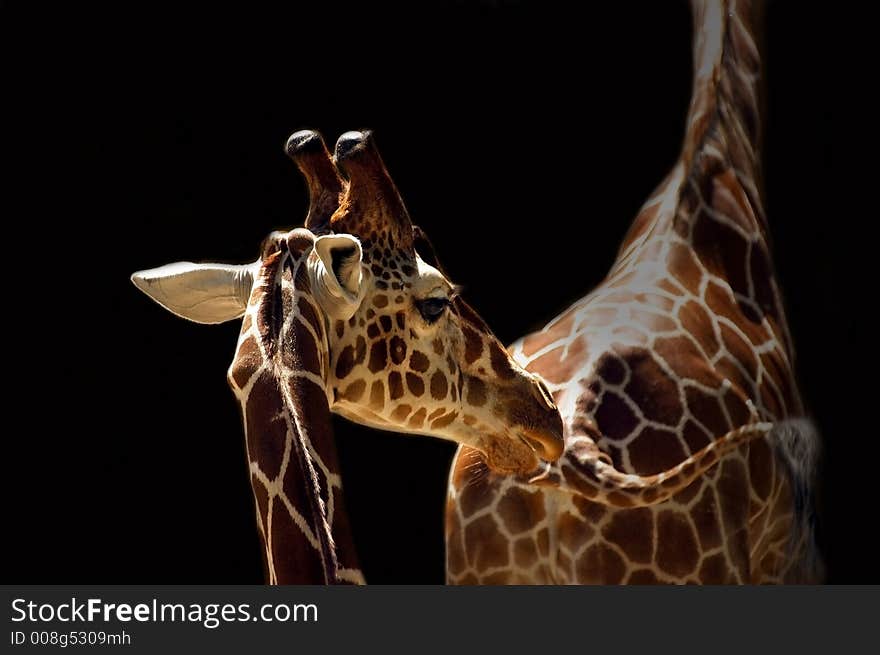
left=415, top=297, right=449, bottom=323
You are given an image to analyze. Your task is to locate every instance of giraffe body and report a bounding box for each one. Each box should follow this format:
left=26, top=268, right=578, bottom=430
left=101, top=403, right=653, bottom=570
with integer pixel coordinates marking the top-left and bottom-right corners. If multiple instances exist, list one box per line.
left=445, top=0, right=822, bottom=584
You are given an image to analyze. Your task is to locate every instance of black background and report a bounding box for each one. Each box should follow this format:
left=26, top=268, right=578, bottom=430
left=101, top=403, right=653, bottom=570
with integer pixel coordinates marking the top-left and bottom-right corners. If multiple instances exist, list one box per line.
left=6, top=2, right=850, bottom=583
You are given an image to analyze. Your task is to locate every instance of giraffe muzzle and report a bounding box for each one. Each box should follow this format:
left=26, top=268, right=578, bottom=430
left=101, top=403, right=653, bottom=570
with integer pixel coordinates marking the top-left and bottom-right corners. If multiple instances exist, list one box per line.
left=518, top=374, right=564, bottom=462
left=520, top=426, right=564, bottom=462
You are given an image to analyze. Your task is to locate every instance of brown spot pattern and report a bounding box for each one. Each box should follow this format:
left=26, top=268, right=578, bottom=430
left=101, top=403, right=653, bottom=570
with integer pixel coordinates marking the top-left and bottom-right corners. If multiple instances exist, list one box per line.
left=463, top=326, right=483, bottom=364
left=496, top=487, right=546, bottom=535
left=529, top=337, right=588, bottom=384
left=391, top=404, right=412, bottom=422
left=341, top=379, right=366, bottom=402
left=577, top=543, right=626, bottom=584
left=368, top=340, right=388, bottom=373
left=698, top=553, right=730, bottom=582
left=489, top=342, right=516, bottom=380
left=446, top=533, right=466, bottom=575
left=656, top=510, right=699, bottom=576
left=410, top=350, right=430, bottom=372
left=464, top=515, right=509, bottom=570
left=408, top=407, right=427, bottom=429
left=717, top=458, right=749, bottom=530
left=654, top=335, right=720, bottom=388
left=431, top=411, right=457, bottom=429
left=595, top=353, right=626, bottom=385
left=388, top=371, right=404, bottom=400
left=682, top=419, right=712, bottom=453
left=405, top=372, right=424, bottom=396
left=668, top=243, right=702, bottom=295
left=246, top=372, right=286, bottom=480
left=623, top=350, right=683, bottom=425
left=627, top=569, right=661, bottom=584
left=558, top=510, right=595, bottom=552
left=514, top=538, right=539, bottom=569
left=369, top=380, right=384, bottom=410
left=602, top=508, right=654, bottom=564
left=628, top=426, right=688, bottom=475
left=684, top=386, right=729, bottom=437
left=594, top=391, right=639, bottom=441
left=231, top=336, right=260, bottom=389
left=335, top=345, right=356, bottom=379
left=679, top=300, right=719, bottom=356
left=430, top=371, right=448, bottom=400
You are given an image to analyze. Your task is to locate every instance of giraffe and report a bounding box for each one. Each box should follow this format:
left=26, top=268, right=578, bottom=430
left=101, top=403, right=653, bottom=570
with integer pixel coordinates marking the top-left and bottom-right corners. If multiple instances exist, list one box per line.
left=131, top=129, right=563, bottom=583
left=446, top=0, right=823, bottom=584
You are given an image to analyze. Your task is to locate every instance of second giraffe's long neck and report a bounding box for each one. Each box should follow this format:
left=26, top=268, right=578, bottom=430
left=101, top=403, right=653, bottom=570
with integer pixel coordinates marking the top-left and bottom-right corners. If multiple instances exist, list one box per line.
left=685, top=0, right=763, bottom=189
left=618, top=0, right=768, bottom=258
left=236, top=243, right=361, bottom=584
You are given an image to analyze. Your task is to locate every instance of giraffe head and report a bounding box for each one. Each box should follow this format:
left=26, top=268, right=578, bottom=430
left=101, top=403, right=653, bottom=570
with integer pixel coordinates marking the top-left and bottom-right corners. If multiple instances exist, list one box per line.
left=132, top=129, right=563, bottom=475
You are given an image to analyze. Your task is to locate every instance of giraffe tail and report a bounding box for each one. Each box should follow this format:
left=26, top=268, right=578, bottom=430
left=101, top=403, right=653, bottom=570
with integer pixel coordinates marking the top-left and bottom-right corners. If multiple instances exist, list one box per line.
left=768, top=418, right=824, bottom=582
left=532, top=421, right=774, bottom=508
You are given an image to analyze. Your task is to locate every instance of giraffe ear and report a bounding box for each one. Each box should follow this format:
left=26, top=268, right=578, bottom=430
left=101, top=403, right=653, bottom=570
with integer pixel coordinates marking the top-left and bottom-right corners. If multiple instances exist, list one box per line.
left=131, top=262, right=256, bottom=324
left=310, top=234, right=365, bottom=320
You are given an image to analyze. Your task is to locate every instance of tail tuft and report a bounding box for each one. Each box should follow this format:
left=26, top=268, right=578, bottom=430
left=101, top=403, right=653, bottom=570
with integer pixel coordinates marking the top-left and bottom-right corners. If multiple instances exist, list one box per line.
left=769, top=419, right=825, bottom=582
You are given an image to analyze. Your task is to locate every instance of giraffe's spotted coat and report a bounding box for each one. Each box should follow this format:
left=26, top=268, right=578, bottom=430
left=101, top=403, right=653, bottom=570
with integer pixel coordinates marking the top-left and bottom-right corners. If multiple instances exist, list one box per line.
left=446, top=0, right=821, bottom=585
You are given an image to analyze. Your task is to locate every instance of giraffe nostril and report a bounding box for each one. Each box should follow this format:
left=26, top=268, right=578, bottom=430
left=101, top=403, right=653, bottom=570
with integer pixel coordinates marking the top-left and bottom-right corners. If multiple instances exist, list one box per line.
left=521, top=428, right=564, bottom=463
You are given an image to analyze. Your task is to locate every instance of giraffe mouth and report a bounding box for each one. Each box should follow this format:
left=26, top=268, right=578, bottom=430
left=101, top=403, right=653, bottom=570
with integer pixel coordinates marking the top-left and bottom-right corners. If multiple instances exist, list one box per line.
left=482, top=428, right=562, bottom=476
left=519, top=427, right=564, bottom=463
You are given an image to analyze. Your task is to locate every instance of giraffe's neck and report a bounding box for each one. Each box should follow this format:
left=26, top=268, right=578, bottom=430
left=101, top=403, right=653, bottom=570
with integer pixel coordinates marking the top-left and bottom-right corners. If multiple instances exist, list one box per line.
left=615, top=0, right=794, bottom=356
left=683, top=0, right=763, bottom=177
left=228, top=230, right=363, bottom=584
left=621, top=0, right=766, bottom=247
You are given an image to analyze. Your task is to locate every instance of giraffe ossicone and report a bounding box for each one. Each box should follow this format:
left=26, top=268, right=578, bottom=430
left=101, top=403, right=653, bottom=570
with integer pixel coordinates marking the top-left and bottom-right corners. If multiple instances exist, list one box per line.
left=132, top=129, right=565, bottom=583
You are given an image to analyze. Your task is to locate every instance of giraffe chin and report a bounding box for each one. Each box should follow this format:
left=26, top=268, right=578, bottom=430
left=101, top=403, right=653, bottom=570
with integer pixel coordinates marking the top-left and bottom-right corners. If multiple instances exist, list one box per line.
left=483, top=434, right=542, bottom=476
